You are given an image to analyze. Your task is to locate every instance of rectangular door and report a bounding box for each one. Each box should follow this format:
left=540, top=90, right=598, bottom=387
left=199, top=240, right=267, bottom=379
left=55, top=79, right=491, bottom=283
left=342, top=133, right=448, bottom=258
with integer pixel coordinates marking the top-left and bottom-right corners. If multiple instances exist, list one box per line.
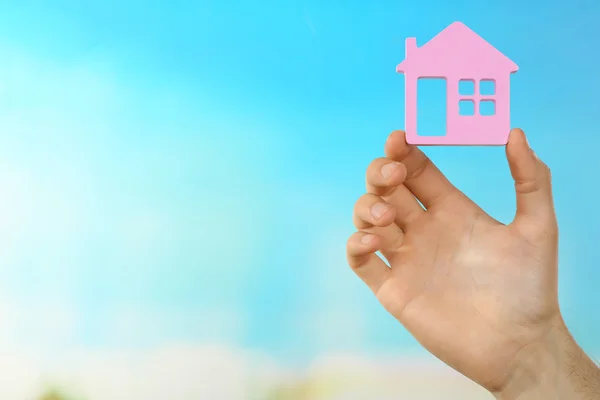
left=416, top=78, right=447, bottom=137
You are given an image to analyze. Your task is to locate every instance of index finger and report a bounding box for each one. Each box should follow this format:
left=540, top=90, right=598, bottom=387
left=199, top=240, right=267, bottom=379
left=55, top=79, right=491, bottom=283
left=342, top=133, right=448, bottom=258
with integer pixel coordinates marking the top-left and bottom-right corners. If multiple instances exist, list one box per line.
left=384, top=130, right=464, bottom=208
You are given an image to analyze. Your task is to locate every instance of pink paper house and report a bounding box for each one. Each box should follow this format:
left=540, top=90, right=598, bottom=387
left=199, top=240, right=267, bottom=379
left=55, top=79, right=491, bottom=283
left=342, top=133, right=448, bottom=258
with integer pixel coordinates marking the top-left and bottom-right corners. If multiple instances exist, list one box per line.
left=396, top=22, right=518, bottom=145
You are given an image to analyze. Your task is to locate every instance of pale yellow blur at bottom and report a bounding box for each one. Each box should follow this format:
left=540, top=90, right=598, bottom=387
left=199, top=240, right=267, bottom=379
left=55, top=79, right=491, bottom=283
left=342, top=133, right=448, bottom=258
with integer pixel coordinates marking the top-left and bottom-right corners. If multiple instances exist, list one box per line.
left=6, top=344, right=492, bottom=400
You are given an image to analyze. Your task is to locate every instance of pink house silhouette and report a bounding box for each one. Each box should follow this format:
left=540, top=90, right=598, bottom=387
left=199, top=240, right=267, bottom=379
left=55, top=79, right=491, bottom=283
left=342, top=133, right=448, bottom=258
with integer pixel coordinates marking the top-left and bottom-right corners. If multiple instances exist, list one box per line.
left=396, top=22, right=518, bottom=145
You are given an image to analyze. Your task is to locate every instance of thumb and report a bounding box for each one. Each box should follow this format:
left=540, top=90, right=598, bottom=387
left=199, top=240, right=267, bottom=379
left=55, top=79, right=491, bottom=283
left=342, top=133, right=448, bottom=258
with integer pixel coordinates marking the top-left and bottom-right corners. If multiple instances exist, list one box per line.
left=506, top=128, right=555, bottom=222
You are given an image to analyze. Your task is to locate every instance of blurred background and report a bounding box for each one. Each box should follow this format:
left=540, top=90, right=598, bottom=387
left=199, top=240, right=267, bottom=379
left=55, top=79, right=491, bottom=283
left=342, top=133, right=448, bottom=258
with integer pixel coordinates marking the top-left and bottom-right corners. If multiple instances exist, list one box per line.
left=0, top=0, right=598, bottom=399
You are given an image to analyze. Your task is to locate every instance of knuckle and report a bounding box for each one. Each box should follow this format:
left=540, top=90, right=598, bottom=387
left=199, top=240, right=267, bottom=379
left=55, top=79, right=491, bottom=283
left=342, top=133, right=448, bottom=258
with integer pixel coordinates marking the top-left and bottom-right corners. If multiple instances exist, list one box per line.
left=348, top=258, right=363, bottom=270
left=514, top=178, right=541, bottom=194
left=353, top=198, right=360, bottom=214
left=406, top=152, right=430, bottom=181
left=362, top=192, right=380, bottom=204
left=354, top=193, right=368, bottom=209
left=544, top=164, right=552, bottom=178
left=367, top=157, right=387, bottom=174
left=537, top=161, right=552, bottom=184
left=346, top=233, right=356, bottom=249
left=534, top=155, right=551, bottom=175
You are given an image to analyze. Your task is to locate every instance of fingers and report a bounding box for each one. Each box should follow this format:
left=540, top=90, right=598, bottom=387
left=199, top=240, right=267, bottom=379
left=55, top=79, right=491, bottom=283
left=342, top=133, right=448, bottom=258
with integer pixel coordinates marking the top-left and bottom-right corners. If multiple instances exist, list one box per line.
left=506, top=128, right=555, bottom=221
left=365, top=158, right=407, bottom=194
left=346, top=231, right=390, bottom=294
left=352, top=193, right=405, bottom=260
left=366, top=158, right=424, bottom=229
left=384, top=130, right=464, bottom=208
left=353, top=193, right=396, bottom=229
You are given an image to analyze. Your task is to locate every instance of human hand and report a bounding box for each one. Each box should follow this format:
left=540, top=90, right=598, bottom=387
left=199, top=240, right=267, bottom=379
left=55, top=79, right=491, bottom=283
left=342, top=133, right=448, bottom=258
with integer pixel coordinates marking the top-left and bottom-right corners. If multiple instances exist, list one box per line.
left=346, top=129, right=599, bottom=398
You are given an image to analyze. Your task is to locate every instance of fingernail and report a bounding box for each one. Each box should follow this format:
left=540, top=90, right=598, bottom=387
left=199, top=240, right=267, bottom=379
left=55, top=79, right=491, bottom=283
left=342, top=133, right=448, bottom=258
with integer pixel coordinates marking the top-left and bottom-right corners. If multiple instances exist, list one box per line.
left=381, top=162, right=400, bottom=179
left=361, top=234, right=374, bottom=244
left=370, top=203, right=390, bottom=219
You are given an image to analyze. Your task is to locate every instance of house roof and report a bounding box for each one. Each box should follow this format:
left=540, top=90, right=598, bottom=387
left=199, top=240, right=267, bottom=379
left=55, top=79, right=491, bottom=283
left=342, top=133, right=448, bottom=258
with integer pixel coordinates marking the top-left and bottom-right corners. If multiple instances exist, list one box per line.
left=396, top=22, right=518, bottom=75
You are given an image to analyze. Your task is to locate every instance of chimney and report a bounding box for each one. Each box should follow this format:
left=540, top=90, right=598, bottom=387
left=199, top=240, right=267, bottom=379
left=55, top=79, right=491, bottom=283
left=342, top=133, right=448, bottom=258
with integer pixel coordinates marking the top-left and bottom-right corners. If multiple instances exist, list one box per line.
left=405, top=37, right=417, bottom=58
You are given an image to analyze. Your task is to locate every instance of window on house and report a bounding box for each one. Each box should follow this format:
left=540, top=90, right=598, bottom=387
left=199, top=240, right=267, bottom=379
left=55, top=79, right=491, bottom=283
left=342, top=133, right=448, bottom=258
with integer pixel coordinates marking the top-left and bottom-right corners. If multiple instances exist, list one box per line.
left=480, top=79, right=495, bottom=95
left=458, top=78, right=496, bottom=116
left=458, top=79, right=475, bottom=95
left=479, top=100, right=495, bottom=116
left=459, top=100, right=475, bottom=116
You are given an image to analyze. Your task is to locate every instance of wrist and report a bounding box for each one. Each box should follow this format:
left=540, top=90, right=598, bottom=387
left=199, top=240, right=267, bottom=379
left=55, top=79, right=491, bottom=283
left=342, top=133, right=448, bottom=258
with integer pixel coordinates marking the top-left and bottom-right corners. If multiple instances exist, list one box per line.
left=494, top=315, right=599, bottom=399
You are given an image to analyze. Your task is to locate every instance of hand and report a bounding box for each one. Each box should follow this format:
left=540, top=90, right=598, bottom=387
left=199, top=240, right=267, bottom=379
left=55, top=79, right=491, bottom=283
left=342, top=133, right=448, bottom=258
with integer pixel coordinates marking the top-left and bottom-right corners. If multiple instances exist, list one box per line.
left=346, top=129, right=599, bottom=397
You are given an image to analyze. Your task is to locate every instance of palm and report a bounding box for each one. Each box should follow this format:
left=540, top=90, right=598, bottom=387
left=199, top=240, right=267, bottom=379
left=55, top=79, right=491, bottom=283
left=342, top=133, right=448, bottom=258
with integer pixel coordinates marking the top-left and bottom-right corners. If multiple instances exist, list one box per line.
left=348, top=130, right=559, bottom=392
left=383, top=197, right=556, bottom=389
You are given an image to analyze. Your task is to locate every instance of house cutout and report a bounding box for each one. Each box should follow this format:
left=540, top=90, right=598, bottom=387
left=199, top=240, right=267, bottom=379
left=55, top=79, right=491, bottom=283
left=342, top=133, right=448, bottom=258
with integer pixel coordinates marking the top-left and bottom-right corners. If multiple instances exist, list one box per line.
left=396, top=21, right=518, bottom=146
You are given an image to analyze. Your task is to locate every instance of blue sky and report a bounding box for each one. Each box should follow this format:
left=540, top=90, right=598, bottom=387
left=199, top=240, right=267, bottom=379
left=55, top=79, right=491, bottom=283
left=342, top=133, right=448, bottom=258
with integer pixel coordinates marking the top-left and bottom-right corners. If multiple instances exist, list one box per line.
left=0, top=0, right=598, bottom=371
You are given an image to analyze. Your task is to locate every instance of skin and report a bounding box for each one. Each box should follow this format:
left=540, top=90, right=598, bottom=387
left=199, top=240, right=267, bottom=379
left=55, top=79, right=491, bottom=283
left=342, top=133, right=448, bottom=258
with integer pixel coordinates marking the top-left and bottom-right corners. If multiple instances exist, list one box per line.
left=346, top=128, right=600, bottom=398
